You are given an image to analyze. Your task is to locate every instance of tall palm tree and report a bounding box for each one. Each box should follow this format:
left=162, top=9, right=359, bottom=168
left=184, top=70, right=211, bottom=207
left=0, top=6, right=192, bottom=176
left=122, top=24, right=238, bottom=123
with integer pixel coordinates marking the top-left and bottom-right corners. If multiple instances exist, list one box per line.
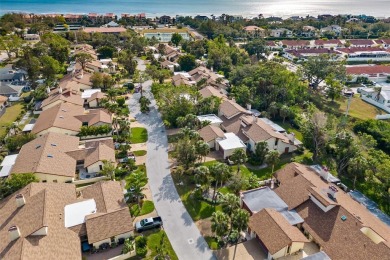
left=194, top=165, right=210, bottom=190
left=231, top=149, right=247, bottom=173
left=209, top=163, right=232, bottom=202
left=100, top=160, right=116, bottom=180
left=211, top=211, right=229, bottom=241
left=230, top=209, right=249, bottom=260
left=265, top=150, right=280, bottom=175
left=221, top=194, right=240, bottom=220
left=195, top=140, right=210, bottom=162
left=125, top=170, right=148, bottom=208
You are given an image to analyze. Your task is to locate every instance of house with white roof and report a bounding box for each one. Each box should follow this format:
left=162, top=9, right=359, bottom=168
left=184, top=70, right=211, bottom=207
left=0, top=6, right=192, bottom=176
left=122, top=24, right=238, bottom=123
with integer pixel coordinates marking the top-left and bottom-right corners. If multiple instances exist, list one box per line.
left=216, top=132, right=246, bottom=159
left=360, top=85, right=390, bottom=113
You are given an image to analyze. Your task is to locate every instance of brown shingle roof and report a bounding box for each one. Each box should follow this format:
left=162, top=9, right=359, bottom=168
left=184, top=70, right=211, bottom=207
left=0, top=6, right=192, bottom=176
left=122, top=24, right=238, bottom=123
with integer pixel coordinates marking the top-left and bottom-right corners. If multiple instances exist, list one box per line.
left=219, top=99, right=247, bottom=119
left=0, top=183, right=81, bottom=260
left=198, top=125, right=225, bottom=142
left=58, top=72, right=93, bottom=92
left=274, top=163, right=390, bottom=259
left=87, top=91, right=106, bottom=103
left=81, top=181, right=127, bottom=213
left=74, top=109, right=112, bottom=126
left=249, top=208, right=308, bottom=254
left=11, top=132, right=79, bottom=177
left=41, top=89, right=84, bottom=109
left=199, top=86, right=226, bottom=99
left=86, top=207, right=133, bottom=244
left=32, top=103, right=85, bottom=134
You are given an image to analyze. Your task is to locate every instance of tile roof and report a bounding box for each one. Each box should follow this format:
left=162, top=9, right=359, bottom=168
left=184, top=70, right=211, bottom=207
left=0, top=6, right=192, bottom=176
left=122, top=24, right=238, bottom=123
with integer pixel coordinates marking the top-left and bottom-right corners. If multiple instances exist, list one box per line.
left=0, top=183, right=81, bottom=260
left=32, top=103, right=85, bottom=134
left=348, top=39, right=375, bottom=46
left=0, top=83, right=18, bottom=96
left=274, top=163, right=390, bottom=259
left=249, top=208, right=308, bottom=255
left=281, top=40, right=310, bottom=47
left=74, top=109, right=112, bottom=126
left=11, top=132, right=79, bottom=177
left=198, top=125, right=225, bottom=142
left=346, top=65, right=390, bottom=75
left=337, top=47, right=389, bottom=54
left=83, top=27, right=127, bottom=33
left=314, top=39, right=342, bottom=45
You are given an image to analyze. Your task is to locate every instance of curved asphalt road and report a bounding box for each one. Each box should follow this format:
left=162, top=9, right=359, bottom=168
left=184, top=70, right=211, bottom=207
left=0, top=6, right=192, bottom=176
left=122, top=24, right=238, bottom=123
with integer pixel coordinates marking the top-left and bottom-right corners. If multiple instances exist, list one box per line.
left=129, top=60, right=215, bottom=260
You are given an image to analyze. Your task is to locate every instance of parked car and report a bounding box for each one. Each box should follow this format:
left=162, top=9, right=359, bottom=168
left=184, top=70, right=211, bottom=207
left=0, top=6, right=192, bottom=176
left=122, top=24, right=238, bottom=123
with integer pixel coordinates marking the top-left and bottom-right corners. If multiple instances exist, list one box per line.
left=135, top=216, right=163, bottom=232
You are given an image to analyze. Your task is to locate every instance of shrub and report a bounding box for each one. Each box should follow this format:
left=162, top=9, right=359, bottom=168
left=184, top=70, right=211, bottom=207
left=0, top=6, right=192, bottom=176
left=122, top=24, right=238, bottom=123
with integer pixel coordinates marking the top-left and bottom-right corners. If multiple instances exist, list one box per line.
left=136, top=246, right=147, bottom=257
left=135, top=236, right=148, bottom=257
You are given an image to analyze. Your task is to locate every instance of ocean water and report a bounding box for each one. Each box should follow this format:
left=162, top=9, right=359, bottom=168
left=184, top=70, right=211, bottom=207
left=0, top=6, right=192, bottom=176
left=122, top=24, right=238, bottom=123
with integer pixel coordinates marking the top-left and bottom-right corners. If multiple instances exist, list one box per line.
left=1, top=0, right=390, bottom=18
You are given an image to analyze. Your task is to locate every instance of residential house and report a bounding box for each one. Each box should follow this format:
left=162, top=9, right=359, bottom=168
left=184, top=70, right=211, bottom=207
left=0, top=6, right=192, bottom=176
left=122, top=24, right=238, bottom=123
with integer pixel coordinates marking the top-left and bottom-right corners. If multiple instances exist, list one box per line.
left=0, top=181, right=133, bottom=259
left=40, top=87, right=84, bottom=111
left=199, top=86, right=226, bottom=99
left=360, top=85, right=390, bottom=113
left=270, top=28, right=293, bottom=38
left=197, top=114, right=223, bottom=127
left=59, top=69, right=93, bottom=91
left=320, top=25, right=342, bottom=36
left=0, top=68, right=26, bottom=83
left=272, top=162, right=390, bottom=260
left=172, top=73, right=195, bottom=86
left=194, top=15, right=209, bottom=21
left=87, top=91, right=106, bottom=108
left=284, top=49, right=340, bottom=61
left=216, top=132, right=247, bottom=159
left=64, top=13, right=84, bottom=23
left=188, top=66, right=229, bottom=89
left=346, top=65, right=390, bottom=82
left=336, top=47, right=390, bottom=61
left=313, top=39, right=342, bottom=48
left=280, top=40, right=310, bottom=49
left=348, top=39, right=376, bottom=47
left=160, top=60, right=179, bottom=71
left=0, top=82, right=21, bottom=97
left=248, top=208, right=308, bottom=259
left=240, top=115, right=299, bottom=154
left=0, top=95, right=8, bottom=117
left=198, top=125, right=225, bottom=149
left=218, top=99, right=250, bottom=141
left=31, top=103, right=111, bottom=137
left=159, top=15, right=172, bottom=24
left=11, top=132, right=116, bottom=182
left=300, top=26, right=317, bottom=37
left=11, top=132, right=80, bottom=183
left=244, top=26, right=267, bottom=38
left=141, top=29, right=191, bottom=43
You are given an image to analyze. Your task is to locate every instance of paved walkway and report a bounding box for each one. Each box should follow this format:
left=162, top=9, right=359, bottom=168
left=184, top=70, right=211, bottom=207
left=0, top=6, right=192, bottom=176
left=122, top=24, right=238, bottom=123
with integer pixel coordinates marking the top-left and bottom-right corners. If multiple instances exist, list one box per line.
left=127, top=59, right=215, bottom=260
left=215, top=240, right=266, bottom=260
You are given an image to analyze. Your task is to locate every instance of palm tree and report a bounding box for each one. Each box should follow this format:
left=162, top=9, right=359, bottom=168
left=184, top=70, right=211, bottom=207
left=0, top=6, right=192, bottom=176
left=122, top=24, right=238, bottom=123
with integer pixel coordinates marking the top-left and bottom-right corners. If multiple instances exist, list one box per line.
left=265, top=150, right=280, bottom=175
left=195, top=140, right=210, bottom=162
left=349, top=155, right=368, bottom=189
left=209, top=163, right=232, bottom=202
left=194, top=165, right=210, bottom=190
left=230, top=149, right=247, bottom=173
left=230, top=209, right=249, bottom=259
left=221, top=194, right=240, bottom=220
left=268, top=102, right=279, bottom=119
left=125, top=170, right=148, bottom=208
left=100, top=160, right=116, bottom=180
left=211, top=211, right=229, bottom=241
left=279, top=105, right=290, bottom=123
left=139, top=96, right=151, bottom=113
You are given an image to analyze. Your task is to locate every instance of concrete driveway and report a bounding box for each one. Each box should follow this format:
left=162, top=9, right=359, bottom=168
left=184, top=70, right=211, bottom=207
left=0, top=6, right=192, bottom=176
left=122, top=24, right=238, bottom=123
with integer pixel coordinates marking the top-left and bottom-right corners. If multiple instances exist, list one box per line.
left=215, top=240, right=266, bottom=260
left=128, top=59, right=215, bottom=260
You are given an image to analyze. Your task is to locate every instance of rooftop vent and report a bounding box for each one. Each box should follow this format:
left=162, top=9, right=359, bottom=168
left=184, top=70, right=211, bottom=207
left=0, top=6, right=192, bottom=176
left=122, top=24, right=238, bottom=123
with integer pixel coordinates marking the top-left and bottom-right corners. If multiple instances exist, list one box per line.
left=15, top=194, right=25, bottom=208
left=47, top=154, right=53, bottom=158
left=59, top=116, right=64, bottom=119
left=8, top=226, right=21, bottom=242
left=341, top=215, right=347, bottom=221
left=35, top=145, right=41, bottom=149
left=51, top=144, right=57, bottom=147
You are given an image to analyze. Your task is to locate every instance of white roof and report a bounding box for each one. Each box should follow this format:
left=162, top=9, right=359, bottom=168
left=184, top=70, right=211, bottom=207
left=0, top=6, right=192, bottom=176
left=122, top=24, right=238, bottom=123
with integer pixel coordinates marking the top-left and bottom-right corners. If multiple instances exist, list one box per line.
left=22, top=123, right=35, bottom=132
left=217, top=133, right=246, bottom=151
left=260, top=118, right=286, bottom=133
left=1, top=154, right=18, bottom=167
left=197, top=114, right=223, bottom=124
left=0, top=154, right=18, bottom=177
left=64, top=199, right=97, bottom=227
left=81, top=89, right=101, bottom=99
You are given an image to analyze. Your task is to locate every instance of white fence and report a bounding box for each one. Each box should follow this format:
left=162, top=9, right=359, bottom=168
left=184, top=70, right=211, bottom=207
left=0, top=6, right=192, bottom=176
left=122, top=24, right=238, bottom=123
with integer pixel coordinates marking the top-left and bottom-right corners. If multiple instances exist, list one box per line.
left=376, top=114, right=390, bottom=120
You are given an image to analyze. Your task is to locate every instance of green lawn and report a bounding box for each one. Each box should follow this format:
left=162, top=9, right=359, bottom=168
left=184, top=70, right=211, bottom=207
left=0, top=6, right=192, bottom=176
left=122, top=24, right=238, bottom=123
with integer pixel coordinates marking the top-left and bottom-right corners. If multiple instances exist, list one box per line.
left=277, top=121, right=303, bottom=141
left=133, top=150, right=147, bottom=156
left=0, top=103, right=24, bottom=138
left=131, top=127, right=148, bottom=144
left=130, top=200, right=155, bottom=217
left=145, top=230, right=178, bottom=260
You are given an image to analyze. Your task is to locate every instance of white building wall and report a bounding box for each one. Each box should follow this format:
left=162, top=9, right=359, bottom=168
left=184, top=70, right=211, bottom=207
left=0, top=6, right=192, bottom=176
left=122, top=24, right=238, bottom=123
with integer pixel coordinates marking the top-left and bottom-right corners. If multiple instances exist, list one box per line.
left=34, top=172, right=74, bottom=183
left=87, top=161, right=104, bottom=173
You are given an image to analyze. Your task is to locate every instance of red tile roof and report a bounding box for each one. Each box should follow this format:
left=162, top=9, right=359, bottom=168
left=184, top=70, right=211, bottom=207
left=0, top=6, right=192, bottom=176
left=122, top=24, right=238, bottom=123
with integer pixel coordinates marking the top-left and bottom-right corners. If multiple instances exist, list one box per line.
left=346, top=65, right=390, bottom=75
